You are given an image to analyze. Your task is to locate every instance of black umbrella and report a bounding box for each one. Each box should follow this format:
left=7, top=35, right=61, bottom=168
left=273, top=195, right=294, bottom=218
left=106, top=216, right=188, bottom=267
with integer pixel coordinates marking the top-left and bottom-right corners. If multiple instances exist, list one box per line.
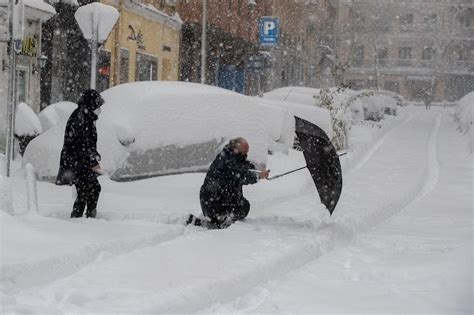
left=269, top=116, right=343, bottom=215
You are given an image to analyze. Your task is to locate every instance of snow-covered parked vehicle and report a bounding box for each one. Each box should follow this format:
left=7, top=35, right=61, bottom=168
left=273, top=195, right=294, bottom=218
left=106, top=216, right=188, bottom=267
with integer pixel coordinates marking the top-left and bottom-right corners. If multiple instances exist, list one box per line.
left=24, top=82, right=295, bottom=181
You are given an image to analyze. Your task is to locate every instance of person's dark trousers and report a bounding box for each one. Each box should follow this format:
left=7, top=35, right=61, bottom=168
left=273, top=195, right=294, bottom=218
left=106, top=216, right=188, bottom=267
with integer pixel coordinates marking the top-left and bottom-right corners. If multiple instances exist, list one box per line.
left=71, top=172, right=101, bottom=218
left=200, top=190, right=250, bottom=228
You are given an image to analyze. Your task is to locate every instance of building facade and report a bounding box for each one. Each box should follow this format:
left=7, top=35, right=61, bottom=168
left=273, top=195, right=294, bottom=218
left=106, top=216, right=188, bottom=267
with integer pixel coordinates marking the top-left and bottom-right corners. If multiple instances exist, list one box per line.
left=0, top=0, right=55, bottom=150
left=259, top=0, right=338, bottom=91
left=335, top=0, right=474, bottom=101
left=102, top=0, right=182, bottom=87
left=176, top=0, right=264, bottom=94
left=40, top=0, right=181, bottom=107
left=175, top=0, right=337, bottom=95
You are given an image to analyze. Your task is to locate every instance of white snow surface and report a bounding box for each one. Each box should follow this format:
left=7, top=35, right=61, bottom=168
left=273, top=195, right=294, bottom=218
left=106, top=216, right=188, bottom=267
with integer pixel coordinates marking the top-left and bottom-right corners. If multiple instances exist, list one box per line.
left=74, top=2, right=119, bottom=43
left=14, top=103, right=43, bottom=137
left=24, top=0, right=56, bottom=15
left=0, top=173, right=13, bottom=215
left=256, top=97, right=333, bottom=139
left=1, top=107, right=472, bottom=314
left=37, top=101, right=77, bottom=132
left=456, top=91, right=474, bottom=153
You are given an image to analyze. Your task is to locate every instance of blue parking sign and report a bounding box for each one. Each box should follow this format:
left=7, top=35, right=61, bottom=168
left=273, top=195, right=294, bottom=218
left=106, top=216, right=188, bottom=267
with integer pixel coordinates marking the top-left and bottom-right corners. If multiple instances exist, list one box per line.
left=259, top=17, right=279, bottom=45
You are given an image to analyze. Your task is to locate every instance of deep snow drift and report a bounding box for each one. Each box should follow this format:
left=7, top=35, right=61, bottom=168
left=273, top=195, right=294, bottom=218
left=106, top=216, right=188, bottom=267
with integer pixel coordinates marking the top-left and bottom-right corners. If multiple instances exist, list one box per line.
left=1, top=106, right=472, bottom=314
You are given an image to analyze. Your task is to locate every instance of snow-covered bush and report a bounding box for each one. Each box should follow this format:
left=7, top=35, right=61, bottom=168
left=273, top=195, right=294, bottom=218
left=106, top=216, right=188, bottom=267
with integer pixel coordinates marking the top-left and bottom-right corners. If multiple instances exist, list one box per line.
left=15, top=103, right=43, bottom=156
left=455, top=91, right=474, bottom=153
left=37, top=101, right=77, bottom=132
left=24, top=82, right=291, bottom=181
left=314, top=87, right=352, bottom=150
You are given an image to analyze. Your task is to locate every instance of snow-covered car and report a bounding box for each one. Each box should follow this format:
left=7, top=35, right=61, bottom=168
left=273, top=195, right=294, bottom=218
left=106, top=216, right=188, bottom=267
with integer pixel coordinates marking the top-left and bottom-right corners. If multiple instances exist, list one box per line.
left=24, top=82, right=294, bottom=181
left=377, top=90, right=405, bottom=107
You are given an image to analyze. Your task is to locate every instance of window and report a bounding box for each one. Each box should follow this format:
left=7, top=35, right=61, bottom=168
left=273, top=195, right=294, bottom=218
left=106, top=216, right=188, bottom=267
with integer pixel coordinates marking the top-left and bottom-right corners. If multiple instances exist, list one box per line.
left=384, top=81, right=400, bottom=93
left=456, top=9, right=474, bottom=28
left=423, top=14, right=437, bottom=31
left=136, top=53, right=158, bottom=81
left=377, top=47, right=388, bottom=66
left=422, top=47, right=436, bottom=60
left=353, top=46, right=365, bottom=66
left=97, top=50, right=111, bottom=92
left=119, top=48, right=129, bottom=84
left=400, top=13, right=414, bottom=32
left=399, top=47, right=412, bottom=66
left=17, top=68, right=28, bottom=104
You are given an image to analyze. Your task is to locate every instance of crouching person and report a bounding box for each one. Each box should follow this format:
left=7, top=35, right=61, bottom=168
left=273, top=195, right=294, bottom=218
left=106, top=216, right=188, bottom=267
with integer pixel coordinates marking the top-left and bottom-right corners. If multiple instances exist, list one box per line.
left=187, top=137, right=270, bottom=229
left=56, top=89, right=104, bottom=218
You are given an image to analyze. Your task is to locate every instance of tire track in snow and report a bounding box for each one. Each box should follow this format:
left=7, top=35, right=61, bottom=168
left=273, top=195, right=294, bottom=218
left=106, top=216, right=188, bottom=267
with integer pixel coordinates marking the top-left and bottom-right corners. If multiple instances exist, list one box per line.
left=5, top=113, right=432, bottom=313
left=354, top=113, right=413, bottom=171
left=1, top=225, right=184, bottom=290
left=414, top=113, right=441, bottom=201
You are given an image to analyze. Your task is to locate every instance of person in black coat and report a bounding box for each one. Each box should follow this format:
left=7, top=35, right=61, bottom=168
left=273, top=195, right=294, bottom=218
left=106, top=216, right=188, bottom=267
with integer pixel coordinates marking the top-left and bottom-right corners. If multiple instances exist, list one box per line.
left=187, top=138, right=270, bottom=228
left=56, top=89, right=104, bottom=218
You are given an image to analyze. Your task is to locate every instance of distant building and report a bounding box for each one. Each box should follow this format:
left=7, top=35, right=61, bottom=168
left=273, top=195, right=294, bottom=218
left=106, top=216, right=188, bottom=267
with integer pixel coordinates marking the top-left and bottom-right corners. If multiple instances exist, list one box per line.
left=335, top=0, right=474, bottom=101
left=175, top=0, right=264, bottom=94
left=259, top=0, right=338, bottom=92
left=174, top=0, right=337, bottom=95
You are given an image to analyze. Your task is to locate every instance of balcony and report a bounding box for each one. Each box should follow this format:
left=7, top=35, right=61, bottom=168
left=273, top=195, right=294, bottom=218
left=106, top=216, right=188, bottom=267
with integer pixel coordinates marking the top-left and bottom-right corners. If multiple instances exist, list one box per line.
left=451, top=27, right=474, bottom=38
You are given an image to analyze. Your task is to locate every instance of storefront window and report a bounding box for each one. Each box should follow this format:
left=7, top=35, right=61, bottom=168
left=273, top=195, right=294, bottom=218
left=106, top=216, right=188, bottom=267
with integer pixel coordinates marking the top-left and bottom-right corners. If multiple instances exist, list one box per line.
left=136, top=53, right=158, bottom=81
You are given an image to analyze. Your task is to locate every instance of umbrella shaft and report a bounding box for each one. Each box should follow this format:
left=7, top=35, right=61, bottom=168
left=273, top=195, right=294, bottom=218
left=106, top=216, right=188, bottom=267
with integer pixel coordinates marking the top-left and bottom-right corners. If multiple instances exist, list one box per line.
left=268, top=166, right=307, bottom=181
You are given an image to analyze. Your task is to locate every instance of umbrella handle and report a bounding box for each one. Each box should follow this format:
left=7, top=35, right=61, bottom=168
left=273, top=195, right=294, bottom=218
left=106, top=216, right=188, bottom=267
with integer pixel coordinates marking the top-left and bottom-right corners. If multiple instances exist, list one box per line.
left=268, top=166, right=307, bottom=181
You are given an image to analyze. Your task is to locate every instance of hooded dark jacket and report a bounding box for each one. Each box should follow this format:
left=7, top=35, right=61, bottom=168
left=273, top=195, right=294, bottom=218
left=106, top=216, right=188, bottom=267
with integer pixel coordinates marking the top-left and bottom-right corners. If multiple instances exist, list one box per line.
left=56, top=90, right=104, bottom=186
left=200, top=145, right=258, bottom=205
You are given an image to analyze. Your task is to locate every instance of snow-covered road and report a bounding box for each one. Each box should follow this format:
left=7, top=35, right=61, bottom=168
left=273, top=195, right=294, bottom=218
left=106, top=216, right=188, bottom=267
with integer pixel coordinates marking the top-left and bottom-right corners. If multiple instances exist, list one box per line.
left=1, top=108, right=472, bottom=314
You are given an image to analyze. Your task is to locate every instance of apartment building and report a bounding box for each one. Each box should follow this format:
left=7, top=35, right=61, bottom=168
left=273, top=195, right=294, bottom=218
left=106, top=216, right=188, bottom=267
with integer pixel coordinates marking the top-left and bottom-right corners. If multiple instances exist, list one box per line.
left=335, top=0, right=474, bottom=101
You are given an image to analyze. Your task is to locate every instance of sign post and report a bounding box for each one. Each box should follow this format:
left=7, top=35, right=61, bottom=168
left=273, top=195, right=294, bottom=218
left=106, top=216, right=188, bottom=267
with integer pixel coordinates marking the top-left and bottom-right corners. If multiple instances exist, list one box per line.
left=74, top=3, right=119, bottom=89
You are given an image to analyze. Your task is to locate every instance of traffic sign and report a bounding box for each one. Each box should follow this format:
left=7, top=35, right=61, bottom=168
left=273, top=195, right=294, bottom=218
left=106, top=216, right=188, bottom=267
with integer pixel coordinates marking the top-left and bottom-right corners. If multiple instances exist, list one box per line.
left=259, top=17, right=279, bottom=46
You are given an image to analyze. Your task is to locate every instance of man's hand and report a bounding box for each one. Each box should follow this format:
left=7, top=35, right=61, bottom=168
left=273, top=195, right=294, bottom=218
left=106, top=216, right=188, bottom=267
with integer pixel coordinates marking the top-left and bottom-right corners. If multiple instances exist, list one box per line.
left=92, top=164, right=101, bottom=174
left=259, top=170, right=270, bottom=180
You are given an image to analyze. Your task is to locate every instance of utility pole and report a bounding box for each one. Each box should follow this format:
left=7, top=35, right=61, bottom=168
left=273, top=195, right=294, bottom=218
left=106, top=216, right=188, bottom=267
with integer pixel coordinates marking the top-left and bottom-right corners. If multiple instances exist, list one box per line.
left=5, top=0, right=21, bottom=177
left=200, top=0, right=207, bottom=84
left=90, top=14, right=98, bottom=89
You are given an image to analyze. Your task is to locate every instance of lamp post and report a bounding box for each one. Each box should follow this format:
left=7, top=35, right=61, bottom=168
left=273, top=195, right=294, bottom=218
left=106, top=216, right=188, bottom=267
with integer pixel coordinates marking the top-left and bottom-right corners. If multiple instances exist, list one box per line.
left=200, top=0, right=207, bottom=84
left=74, top=3, right=119, bottom=89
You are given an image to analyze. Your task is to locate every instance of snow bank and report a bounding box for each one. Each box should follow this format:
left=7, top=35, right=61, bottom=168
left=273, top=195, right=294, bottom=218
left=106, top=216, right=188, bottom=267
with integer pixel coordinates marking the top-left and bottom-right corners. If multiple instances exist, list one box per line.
left=25, top=82, right=290, bottom=180
left=37, top=101, right=77, bottom=132
left=14, top=103, right=42, bottom=137
left=24, top=0, right=56, bottom=15
left=455, top=91, right=474, bottom=153
left=0, top=174, right=13, bottom=215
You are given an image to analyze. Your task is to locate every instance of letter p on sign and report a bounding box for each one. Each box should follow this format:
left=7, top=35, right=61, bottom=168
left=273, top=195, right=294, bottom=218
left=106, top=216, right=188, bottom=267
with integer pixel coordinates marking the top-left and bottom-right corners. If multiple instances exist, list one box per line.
left=264, top=21, right=276, bottom=35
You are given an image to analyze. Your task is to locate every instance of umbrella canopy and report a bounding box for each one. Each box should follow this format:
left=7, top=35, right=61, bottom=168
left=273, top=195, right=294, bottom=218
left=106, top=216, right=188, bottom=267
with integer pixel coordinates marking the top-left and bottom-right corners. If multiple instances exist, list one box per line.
left=295, top=116, right=342, bottom=215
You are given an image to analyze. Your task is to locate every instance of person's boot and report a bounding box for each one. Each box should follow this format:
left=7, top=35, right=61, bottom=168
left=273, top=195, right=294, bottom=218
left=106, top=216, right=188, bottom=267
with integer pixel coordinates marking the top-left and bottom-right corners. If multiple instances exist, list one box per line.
left=185, top=214, right=202, bottom=226
left=70, top=210, right=83, bottom=218
left=86, top=209, right=97, bottom=218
